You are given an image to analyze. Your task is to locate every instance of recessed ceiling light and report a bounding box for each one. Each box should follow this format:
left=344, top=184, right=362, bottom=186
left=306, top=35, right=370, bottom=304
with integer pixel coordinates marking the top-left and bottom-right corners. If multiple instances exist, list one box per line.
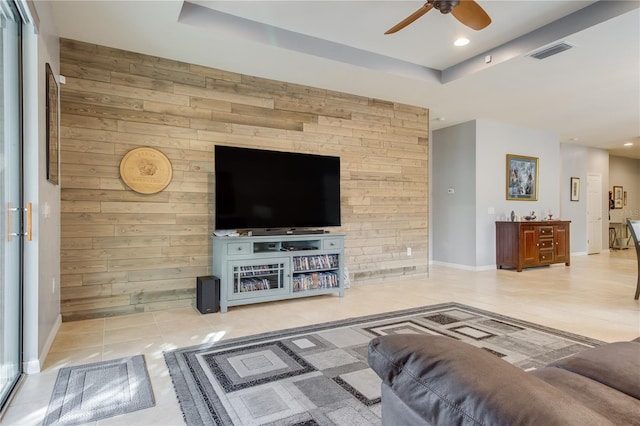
left=624, top=142, right=633, bottom=147
left=454, top=38, right=469, bottom=47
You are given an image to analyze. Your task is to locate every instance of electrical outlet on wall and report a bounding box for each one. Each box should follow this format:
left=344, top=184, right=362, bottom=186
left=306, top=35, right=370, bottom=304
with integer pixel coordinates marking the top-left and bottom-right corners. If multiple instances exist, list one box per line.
left=406, top=247, right=412, bottom=257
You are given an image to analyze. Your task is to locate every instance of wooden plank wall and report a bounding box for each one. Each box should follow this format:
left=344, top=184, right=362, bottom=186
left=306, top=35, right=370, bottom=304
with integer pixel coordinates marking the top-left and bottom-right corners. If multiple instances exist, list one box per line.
left=59, top=38, right=429, bottom=321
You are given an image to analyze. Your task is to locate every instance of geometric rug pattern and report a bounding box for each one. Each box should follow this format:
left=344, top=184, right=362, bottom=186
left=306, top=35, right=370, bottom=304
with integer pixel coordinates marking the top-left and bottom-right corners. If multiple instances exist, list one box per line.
left=164, top=302, right=603, bottom=425
left=43, top=355, right=155, bottom=425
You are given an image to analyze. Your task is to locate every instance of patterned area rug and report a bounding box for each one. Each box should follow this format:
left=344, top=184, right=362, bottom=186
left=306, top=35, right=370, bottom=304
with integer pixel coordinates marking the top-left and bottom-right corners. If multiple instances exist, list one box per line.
left=164, top=302, right=602, bottom=425
left=43, top=355, right=155, bottom=425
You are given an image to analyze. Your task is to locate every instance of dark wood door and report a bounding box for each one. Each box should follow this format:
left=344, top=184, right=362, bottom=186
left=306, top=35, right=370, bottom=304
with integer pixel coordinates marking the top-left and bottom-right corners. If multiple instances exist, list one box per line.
left=521, top=226, right=538, bottom=267
left=554, top=224, right=570, bottom=265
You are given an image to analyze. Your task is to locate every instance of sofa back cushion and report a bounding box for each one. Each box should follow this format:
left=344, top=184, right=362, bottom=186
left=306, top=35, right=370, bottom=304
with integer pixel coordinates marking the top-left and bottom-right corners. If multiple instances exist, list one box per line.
left=548, top=340, right=640, bottom=399
left=368, top=335, right=613, bottom=425
left=531, top=366, right=640, bottom=425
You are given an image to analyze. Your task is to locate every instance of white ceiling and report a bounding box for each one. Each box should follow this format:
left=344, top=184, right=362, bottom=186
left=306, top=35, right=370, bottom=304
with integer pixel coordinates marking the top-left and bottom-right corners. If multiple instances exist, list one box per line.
left=49, top=1, right=640, bottom=158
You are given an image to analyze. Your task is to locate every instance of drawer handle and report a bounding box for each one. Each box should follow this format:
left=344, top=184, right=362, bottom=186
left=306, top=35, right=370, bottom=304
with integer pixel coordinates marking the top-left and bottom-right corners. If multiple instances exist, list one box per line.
left=237, top=247, right=243, bottom=251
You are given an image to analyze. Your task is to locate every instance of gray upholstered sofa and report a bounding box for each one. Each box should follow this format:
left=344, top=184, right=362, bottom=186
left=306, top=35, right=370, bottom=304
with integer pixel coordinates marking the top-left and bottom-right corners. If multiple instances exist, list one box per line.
left=368, top=335, right=640, bottom=425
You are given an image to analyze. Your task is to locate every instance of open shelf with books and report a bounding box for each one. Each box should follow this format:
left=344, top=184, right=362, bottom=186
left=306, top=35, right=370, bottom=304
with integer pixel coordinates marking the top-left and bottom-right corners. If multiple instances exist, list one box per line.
left=212, top=234, right=345, bottom=312
left=291, top=254, right=340, bottom=293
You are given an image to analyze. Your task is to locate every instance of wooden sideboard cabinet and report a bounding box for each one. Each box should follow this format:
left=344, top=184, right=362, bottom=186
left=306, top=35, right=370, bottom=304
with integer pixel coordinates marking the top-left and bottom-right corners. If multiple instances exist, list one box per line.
left=496, top=221, right=571, bottom=272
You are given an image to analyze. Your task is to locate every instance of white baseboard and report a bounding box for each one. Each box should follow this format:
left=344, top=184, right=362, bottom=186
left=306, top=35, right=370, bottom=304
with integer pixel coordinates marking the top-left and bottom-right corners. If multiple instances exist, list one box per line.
left=23, top=314, right=61, bottom=374
left=431, top=251, right=591, bottom=271
left=429, top=261, right=496, bottom=271
left=23, top=359, right=40, bottom=375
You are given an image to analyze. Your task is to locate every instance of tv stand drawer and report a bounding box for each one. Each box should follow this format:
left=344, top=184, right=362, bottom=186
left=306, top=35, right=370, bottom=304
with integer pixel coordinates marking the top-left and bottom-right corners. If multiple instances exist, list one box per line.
left=323, top=238, right=343, bottom=250
left=227, top=242, right=251, bottom=256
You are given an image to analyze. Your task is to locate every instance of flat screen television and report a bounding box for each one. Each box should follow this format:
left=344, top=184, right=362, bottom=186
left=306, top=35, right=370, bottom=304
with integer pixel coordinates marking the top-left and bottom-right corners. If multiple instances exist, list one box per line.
left=215, top=146, right=341, bottom=231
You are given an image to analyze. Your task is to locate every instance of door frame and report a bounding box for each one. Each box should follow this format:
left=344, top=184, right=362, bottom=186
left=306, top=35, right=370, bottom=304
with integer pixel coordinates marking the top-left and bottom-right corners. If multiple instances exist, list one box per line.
left=0, top=0, right=25, bottom=415
left=586, top=173, right=603, bottom=254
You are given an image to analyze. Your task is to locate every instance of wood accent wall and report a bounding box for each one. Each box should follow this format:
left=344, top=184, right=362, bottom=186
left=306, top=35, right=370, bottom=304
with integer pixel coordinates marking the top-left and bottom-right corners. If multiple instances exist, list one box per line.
left=59, top=39, right=429, bottom=321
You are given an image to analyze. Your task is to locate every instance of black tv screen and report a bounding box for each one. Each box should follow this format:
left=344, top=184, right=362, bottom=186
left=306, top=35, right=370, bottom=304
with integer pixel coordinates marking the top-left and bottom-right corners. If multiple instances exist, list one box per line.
left=215, top=146, right=341, bottom=230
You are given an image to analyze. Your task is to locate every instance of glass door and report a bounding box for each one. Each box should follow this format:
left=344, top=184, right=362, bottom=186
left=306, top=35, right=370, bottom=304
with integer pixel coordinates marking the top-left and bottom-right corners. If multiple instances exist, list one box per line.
left=0, top=0, right=23, bottom=412
left=228, top=258, right=288, bottom=300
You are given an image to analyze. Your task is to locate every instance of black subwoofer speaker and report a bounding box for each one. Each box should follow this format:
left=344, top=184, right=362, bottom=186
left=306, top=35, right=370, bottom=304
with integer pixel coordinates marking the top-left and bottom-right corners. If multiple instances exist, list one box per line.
left=196, top=276, right=220, bottom=314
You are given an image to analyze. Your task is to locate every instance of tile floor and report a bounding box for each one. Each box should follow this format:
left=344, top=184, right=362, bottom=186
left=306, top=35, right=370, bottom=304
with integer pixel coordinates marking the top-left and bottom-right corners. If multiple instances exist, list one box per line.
left=3, top=249, right=639, bottom=425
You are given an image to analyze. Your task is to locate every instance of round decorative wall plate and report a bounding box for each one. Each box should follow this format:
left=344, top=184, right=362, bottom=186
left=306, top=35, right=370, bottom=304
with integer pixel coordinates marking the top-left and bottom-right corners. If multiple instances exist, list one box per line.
left=119, top=147, right=173, bottom=194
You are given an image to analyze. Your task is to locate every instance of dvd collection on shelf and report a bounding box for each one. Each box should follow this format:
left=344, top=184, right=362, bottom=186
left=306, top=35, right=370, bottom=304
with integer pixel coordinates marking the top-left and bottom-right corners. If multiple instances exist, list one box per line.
left=235, top=277, right=275, bottom=293
left=234, top=264, right=282, bottom=293
left=232, top=254, right=339, bottom=294
left=292, top=254, right=339, bottom=272
left=293, top=272, right=339, bottom=292
left=236, top=264, right=282, bottom=277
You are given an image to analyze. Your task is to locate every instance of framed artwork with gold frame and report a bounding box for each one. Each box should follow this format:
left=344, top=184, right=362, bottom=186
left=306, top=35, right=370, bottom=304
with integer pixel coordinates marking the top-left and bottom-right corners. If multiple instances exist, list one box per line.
left=506, top=154, right=538, bottom=201
left=613, top=185, right=623, bottom=209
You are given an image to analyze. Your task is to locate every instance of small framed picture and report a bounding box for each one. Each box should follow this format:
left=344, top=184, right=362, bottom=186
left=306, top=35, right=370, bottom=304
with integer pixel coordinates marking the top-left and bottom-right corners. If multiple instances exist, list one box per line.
left=570, top=177, right=580, bottom=201
left=613, top=186, right=623, bottom=209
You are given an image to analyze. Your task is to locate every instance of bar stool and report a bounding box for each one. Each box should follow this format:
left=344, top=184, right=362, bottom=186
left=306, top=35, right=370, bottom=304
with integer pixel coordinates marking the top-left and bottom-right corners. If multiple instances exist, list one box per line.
left=609, top=227, right=616, bottom=249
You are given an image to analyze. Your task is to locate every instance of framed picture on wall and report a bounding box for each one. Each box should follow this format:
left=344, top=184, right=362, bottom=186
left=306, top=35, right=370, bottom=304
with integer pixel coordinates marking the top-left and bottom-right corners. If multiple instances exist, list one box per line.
left=506, top=154, right=538, bottom=201
left=613, top=185, right=623, bottom=209
left=570, top=177, right=580, bottom=201
left=46, top=63, right=59, bottom=185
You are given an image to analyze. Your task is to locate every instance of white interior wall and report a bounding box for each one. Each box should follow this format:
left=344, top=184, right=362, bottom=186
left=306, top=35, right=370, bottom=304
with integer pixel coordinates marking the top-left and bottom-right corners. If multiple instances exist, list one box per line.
left=432, top=119, right=562, bottom=269
left=475, top=119, right=560, bottom=268
left=431, top=122, right=476, bottom=267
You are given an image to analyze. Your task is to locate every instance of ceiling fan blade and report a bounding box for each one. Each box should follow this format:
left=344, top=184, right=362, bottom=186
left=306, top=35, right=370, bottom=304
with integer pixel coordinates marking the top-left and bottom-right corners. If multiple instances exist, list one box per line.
left=385, top=3, right=434, bottom=35
left=451, top=0, right=491, bottom=30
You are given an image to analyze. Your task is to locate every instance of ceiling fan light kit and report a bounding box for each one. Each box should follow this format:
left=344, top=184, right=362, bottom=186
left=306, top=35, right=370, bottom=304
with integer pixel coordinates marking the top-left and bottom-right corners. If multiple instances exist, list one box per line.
left=385, top=0, right=491, bottom=34
left=433, top=1, right=461, bottom=14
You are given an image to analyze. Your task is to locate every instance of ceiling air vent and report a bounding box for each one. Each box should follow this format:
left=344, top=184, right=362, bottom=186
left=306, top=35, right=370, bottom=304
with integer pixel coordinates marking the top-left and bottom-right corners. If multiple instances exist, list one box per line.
left=529, top=42, right=573, bottom=60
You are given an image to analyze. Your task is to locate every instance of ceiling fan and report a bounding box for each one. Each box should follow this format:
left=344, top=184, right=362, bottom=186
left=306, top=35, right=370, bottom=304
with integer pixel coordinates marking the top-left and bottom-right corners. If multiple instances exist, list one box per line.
left=385, top=0, right=491, bottom=34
